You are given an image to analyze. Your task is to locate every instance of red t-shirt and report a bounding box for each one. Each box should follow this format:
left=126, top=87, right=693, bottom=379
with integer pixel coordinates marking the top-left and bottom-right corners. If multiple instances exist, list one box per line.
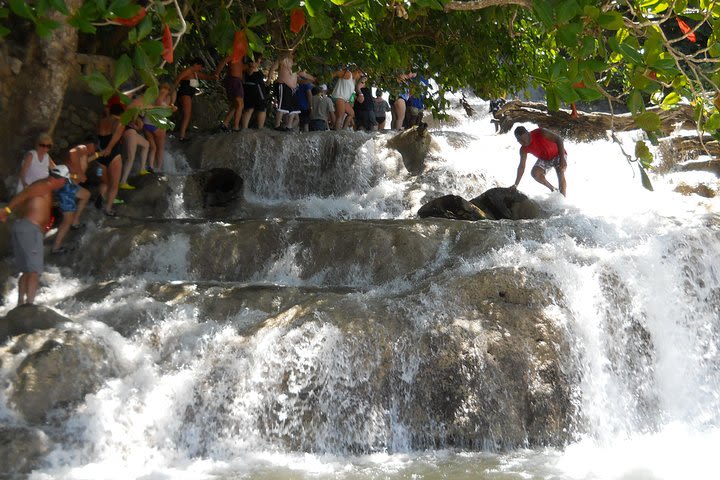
left=524, top=129, right=565, bottom=161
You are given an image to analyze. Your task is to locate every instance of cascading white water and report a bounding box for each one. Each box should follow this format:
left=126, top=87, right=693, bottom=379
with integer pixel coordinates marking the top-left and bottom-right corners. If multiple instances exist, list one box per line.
left=2, top=96, right=719, bottom=479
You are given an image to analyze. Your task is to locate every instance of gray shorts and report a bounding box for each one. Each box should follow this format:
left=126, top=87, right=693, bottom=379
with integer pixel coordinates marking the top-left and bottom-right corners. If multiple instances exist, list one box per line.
left=11, top=218, right=44, bottom=273
left=534, top=155, right=561, bottom=173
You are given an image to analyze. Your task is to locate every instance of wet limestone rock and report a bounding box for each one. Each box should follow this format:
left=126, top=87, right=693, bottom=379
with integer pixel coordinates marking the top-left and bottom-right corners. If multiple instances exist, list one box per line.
left=417, top=194, right=488, bottom=220
left=418, top=187, right=543, bottom=221
left=116, top=173, right=172, bottom=218
left=0, top=426, right=53, bottom=475
left=386, top=123, right=439, bottom=175
left=0, top=305, right=71, bottom=343
left=8, top=328, right=121, bottom=423
left=470, top=187, right=543, bottom=220
left=183, top=167, right=244, bottom=210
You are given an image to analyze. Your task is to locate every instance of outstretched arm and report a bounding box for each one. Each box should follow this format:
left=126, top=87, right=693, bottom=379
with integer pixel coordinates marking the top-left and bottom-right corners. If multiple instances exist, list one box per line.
left=513, top=149, right=528, bottom=188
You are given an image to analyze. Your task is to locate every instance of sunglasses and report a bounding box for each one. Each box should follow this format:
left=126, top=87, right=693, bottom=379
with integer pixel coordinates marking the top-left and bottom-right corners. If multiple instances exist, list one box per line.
left=39, top=143, right=53, bottom=148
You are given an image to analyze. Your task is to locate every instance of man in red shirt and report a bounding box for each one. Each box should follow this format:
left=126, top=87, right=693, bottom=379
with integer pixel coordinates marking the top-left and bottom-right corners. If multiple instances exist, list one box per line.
left=512, top=126, right=567, bottom=196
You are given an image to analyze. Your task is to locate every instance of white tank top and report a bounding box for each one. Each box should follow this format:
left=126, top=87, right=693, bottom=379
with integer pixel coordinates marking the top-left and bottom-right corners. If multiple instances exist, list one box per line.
left=332, top=77, right=355, bottom=102
left=17, top=149, right=50, bottom=193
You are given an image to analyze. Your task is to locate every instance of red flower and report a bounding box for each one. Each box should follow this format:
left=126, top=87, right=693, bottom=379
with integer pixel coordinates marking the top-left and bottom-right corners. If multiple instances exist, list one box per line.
left=162, top=24, right=174, bottom=63
left=676, top=17, right=696, bottom=43
left=290, top=8, right=305, bottom=34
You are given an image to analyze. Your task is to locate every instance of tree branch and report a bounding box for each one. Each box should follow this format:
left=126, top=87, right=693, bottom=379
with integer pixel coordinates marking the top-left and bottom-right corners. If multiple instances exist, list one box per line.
left=444, top=0, right=532, bottom=12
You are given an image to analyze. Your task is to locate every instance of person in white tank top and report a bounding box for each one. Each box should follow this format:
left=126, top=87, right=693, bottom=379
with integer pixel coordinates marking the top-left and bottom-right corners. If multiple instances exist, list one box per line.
left=331, top=65, right=363, bottom=130
left=17, top=133, right=57, bottom=193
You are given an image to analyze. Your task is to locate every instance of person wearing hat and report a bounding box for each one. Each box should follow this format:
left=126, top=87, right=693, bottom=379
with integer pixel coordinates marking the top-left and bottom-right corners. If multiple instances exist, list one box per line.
left=0, top=165, right=72, bottom=305
left=309, top=84, right=336, bottom=131
left=512, top=125, right=567, bottom=196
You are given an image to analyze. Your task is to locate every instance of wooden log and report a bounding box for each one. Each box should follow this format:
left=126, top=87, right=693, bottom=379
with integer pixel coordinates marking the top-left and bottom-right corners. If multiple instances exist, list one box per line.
left=495, top=101, right=697, bottom=142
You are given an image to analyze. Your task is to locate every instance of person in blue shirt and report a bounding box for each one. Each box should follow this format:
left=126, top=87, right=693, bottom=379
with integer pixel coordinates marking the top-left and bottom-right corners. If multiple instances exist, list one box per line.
left=294, top=75, right=314, bottom=132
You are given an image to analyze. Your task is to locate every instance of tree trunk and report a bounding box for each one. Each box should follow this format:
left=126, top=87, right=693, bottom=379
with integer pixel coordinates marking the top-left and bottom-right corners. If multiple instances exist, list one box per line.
left=494, top=100, right=697, bottom=142
left=0, top=1, right=82, bottom=199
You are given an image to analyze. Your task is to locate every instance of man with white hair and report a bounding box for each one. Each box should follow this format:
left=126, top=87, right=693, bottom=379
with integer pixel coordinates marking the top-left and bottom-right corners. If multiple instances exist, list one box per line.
left=0, top=165, right=72, bottom=305
left=309, top=84, right=336, bottom=131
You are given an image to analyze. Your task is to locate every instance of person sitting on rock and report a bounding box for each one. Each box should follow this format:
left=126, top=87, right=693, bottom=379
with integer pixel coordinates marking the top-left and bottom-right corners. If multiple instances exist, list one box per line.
left=16, top=133, right=57, bottom=194
left=512, top=125, right=567, bottom=196
left=0, top=165, right=72, bottom=305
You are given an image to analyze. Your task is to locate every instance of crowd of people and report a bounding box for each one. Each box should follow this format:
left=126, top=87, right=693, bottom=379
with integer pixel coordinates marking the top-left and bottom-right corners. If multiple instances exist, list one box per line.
left=174, top=53, right=429, bottom=138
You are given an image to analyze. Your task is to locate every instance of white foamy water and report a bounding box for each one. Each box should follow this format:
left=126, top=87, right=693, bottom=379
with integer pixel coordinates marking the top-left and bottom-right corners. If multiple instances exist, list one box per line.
left=3, top=97, right=719, bottom=479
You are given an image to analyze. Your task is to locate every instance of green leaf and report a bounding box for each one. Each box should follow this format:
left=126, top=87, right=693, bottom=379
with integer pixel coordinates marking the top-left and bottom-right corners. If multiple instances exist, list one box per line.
left=137, top=15, right=152, bottom=41
left=579, top=36, right=595, bottom=57
left=0, top=25, right=10, bottom=37
left=703, top=112, right=720, bottom=132
left=9, top=0, right=34, bottom=19
left=119, top=107, right=138, bottom=126
left=279, top=0, right=299, bottom=8
left=660, top=91, right=680, bottom=108
left=140, top=40, right=163, bottom=62
left=634, top=111, right=661, bottom=131
left=556, top=81, right=580, bottom=103
left=143, top=84, right=159, bottom=105
left=245, top=28, right=263, bottom=52
left=576, top=87, right=604, bottom=101
left=113, top=54, right=133, bottom=89
left=247, top=11, right=267, bottom=27
left=127, top=27, right=137, bottom=44
left=48, top=0, right=69, bottom=15
left=598, top=11, right=624, bottom=30
left=673, top=0, right=688, bottom=14
left=583, top=5, right=600, bottom=20
left=69, top=15, right=96, bottom=33
left=635, top=140, right=653, bottom=167
left=638, top=163, right=654, bottom=191
left=557, top=22, right=581, bottom=47
left=616, top=42, right=644, bottom=65
left=533, top=0, right=555, bottom=29
left=556, top=0, right=581, bottom=24
left=627, top=89, right=645, bottom=113
left=84, top=71, right=114, bottom=98
left=35, top=17, right=61, bottom=37
left=307, top=12, right=333, bottom=39
left=546, top=87, right=560, bottom=111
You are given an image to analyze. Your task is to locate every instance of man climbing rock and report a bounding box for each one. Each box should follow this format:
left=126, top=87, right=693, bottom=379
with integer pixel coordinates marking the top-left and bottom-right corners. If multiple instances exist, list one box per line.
left=512, top=125, right=567, bottom=196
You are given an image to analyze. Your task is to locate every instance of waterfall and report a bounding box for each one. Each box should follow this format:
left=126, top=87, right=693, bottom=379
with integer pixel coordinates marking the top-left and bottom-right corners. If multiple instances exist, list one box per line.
left=1, top=96, right=719, bottom=479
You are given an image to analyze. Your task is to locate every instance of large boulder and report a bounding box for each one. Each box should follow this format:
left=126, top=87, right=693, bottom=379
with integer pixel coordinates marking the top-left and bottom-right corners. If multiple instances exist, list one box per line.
left=470, top=187, right=543, bottom=220
left=0, top=426, right=53, bottom=475
left=417, top=194, right=488, bottom=220
left=0, top=305, right=71, bottom=343
left=386, top=123, right=439, bottom=174
left=8, top=328, right=121, bottom=423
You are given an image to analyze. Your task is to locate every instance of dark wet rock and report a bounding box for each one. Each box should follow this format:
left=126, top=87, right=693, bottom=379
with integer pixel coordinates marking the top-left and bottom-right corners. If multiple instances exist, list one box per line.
left=417, top=194, right=488, bottom=220
left=116, top=173, right=172, bottom=218
left=386, top=123, right=439, bottom=174
left=418, top=188, right=543, bottom=221
left=183, top=167, right=244, bottom=211
left=0, top=426, right=53, bottom=475
left=8, top=328, right=121, bottom=423
left=470, top=187, right=543, bottom=220
left=0, top=305, right=71, bottom=343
